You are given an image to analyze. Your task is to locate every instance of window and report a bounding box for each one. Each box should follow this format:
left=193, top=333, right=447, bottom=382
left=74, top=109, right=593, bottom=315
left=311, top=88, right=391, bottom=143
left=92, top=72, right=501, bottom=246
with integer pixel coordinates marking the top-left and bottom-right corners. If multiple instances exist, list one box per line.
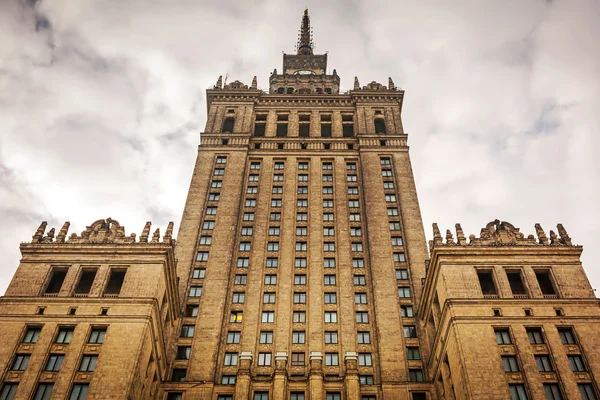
left=374, top=118, right=386, bottom=133
left=273, top=174, right=284, bottom=182
left=248, top=174, right=259, bottom=183
left=224, top=352, right=238, bottom=366
left=382, top=169, right=392, bottom=177
left=323, top=187, right=333, bottom=195
left=558, top=328, right=576, bottom=344
left=203, top=221, right=215, bottom=230
left=323, top=213, right=334, bottom=222
left=324, top=258, right=336, bottom=268
left=355, top=293, right=368, bottom=304
left=230, top=311, right=243, bottom=323
left=293, top=311, right=306, bottom=323
left=292, top=353, right=305, bottom=366
left=197, top=251, right=209, bottom=262
left=177, top=346, right=191, bottom=360
left=88, top=328, right=106, bottom=344
left=265, top=275, right=277, bottom=285
left=214, top=168, right=225, bottom=176
left=396, top=269, right=408, bottom=280
left=568, top=355, right=586, bottom=372
left=398, top=287, right=411, bottom=298
left=507, top=271, right=528, bottom=296
left=274, top=162, right=285, bottom=170
left=298, top=186, right=308, bottom=194
left=227, top=332, right=241, bottom=344
left=75, top=269, right=97, bottom=294
left=296, top=227, right=307, bottom=236
left=354, top=275, right=366, bottom=286
left=323, top=228, right=335, bottom=237
left=325, top=353, right=339, bottom=366
left=324, top=292, right=337, bottom=304
left=206, top=206, right=218, bottom=215
left=349, top=213, right=361, bottom=222
left=211, top=180, right=222, bottom=188
left=0, top=384, right=18, bottom=400
left=45, top=354, right=64, bottom=371
left=409, top=369, right=424, bottom=382
left=527, top=328, right=544, bottom=344
left=299, top=162, right=309, bottom=170
left=232, top=292, right=245, bottom=303
left=495, top=329, right=512, bottom=344
left=276, top=123, right=288, bottom=137
left=186, top=304, right=199, bottom=317
left=69, top=384, right=89, bottom=400
left=239, top=242, right=251, bottom=251
left=254, top=121, right=266, bottom=136
left=347, top=175, right=358, bottom=182
left=297, top=199, right=308, bottom=207
left=291, top=393, right=305, bottom=400
left=325, top=331, right=338, bottom=344
left=269, top=227, right=280, bottom=236
left=222, top=117, right=235, bottom=133
left=324, top=275, right=336, bottom=285
left=387, top=207, right=399, bottom=216
left=11, top=354, right=29, bottom=371
left=270, top=212, right=281, bottom=221
left=509, top=384, right=528, bottom=400
left=245, top=198, right=257, bottom=206
left=267, top=242, right=280, bottom=251
left=247, top=186, right=258, bottom=194
left=389, top=222, right=401, bottom=231
left=348, top=188, right=359, bottom=196
left=45, top=268, right=68, bottom=294
left=322, top=199, right=334, bottom=208
left=181, top=325, right=195, bottom=337
left=351, top=242, right=363, bottom=252
left=218, top=396, right=233, bottom=400
left=295, top=258, right=307, bottom=268
left=262, top=311, right=275, bottom=323
left=343, top=124, right=354, bottom=137
left=477, top=270, right=497, bottom=296
left=273, top=186, right=283, bottom=194
left=240, top=227, right=254, bottom=237
left=222, top=375, right=236, bottom=385
left=297, top=213, right=308, bottom=221
left=318, top=310, right=337, bottom=324
left=407, top=347, right=421, bottom=360
left=401, top=305, right=414, bottom=317
left=535, top=355, right=553, bottom=372
left=357, top=331, right=371, bottom=344
left=294, top=275, right=307, bottom=285
left=258, top=353, right=272, bottom=366
left=260, top=331, right=273, bottom=344
left=579, top=384, right=598, bottom=400
left=351, top=227, right=362, bottom=236
left=404, top=326, right=417, bottom=338
left=321, top=123, right=332, bottom=137
left=322, top=174, right=333, bottom=182
left=254, top=393, right=269, bottom=400
left=394, top=253, right=406, bottom=262
left=297, top=174, right=309, bottom=182
left=535, top=271, right=557, bottom=296
left=296, top=242, right=307, bottom=251
left=358, top=353, right=372, bottom=366
left=208, top=192, right=220, bottom=201
left=250, top=162, right=260, bottom=170
left=544, top=384, right=564, bottom=400
left=34, top=383, right=54, bottom=400
left=23, top=327, right=42, bottom=343
left=189, top=286, right=202, bottom=297
left=326, top=394, right=341, bottom=400
left=292, top=331, right=306, bottom=344
left=56, top=327, right=74, bottom=344
left=193, top=268, right=206, bottom=279
left=356, top=312, right=369, bottom=323
left=237, top=257, right=249, bottom=268
left=502, top=356, right=520, bottom=372
left=353, top=258, right=364, bottom=268
left=263, top=292, right=276, bottom=304
left=79, top=355, right=98, bottom=372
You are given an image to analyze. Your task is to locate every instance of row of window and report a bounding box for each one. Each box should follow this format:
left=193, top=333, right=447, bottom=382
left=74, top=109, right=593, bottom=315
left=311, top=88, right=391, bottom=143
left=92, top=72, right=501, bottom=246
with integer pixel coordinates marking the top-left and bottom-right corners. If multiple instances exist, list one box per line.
left=42, top=267, right=126, bottom=297
left=478, top=268, right=559, bottom=298
left=166, top=393, right=428, bottom=400
left=0, top=383, right=89, bottom=400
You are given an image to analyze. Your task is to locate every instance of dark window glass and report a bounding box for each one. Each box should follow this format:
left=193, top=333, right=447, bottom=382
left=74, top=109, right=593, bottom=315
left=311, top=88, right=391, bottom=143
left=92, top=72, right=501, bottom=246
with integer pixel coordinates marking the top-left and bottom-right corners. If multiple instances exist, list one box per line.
left=343, top=124, right=354, bottom=137
left=477, top=271, right=497, bottom=296
left=507, top=271, right=527, bottom=296
left=535, top=271, right=556, bottom=295
left=222, top=117, right=235, bottom=133
left=75, top=269, right=97, bottom=294
left=45, top=268, right=68, bottom=294
left=254, top=123, right=265, bottom=136
left=104, top=269, right=126, bottom=295
left=374, top=118, right=386, bottom=133
left=299, top=124, right=310, bottom=137
left=276, top=124, right=288, bottom=137
left=543, top=384, right=563, bottom=400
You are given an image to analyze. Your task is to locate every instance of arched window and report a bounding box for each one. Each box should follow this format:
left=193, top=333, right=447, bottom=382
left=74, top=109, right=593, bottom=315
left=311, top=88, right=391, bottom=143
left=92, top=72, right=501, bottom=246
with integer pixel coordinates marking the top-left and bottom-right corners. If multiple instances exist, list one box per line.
left=287, top=88, right=294, bottom=94
left=298, top=88, right=311, bottom=94
left=277, top=87, right=285, bottom=94
left=222, top=117, right=235, bottom=133
left=374, top=118, right=386, bottom=134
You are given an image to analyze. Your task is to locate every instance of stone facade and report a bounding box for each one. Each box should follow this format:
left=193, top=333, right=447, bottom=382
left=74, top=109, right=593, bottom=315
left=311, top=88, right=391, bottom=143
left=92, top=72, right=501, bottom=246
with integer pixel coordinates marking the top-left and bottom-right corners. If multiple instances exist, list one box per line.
left=1, top=9, right=599, bottom=400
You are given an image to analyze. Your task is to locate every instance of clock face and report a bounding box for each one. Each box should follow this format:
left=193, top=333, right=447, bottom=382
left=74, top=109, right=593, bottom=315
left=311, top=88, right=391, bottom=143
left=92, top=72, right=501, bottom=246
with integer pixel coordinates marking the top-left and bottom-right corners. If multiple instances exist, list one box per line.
left=295, top=70, right=315, bottom=75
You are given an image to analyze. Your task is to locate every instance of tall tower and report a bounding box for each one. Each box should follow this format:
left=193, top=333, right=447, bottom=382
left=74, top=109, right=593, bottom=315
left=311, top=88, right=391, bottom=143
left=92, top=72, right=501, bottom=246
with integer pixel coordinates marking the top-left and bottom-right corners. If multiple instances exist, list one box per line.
left=170, top=9, right=432, bottom=400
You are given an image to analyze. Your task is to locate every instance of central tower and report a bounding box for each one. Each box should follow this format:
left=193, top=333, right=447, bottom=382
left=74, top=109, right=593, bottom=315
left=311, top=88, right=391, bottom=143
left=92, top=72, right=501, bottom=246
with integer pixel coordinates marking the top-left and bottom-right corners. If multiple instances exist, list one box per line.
left=171, top=8, right=430, bottom=400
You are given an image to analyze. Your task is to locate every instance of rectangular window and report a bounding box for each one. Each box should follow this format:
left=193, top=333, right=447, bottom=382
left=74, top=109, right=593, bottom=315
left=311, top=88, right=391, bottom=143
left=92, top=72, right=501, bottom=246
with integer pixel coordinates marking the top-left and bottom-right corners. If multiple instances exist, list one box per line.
left=193, top=268, right=206, bottom=279
left=239, top=242, right=251, bottom=251
left=297, top=199, right=308, bottom=207
left=56, top=327, right=74, bottom=344
left=543, top=384, right=564, bottom=400
left=241, top=227, right=253, bottom=236
left=224, top=352, right=238, bottom=366
left=296, top=227, right=307, bottom=236
left=104, top=269, right=126, bottom=296
left=237, top=257, right=249, bottom=268
left=270, top=212, right=281, bottom=221
left=291, top=393, right=305, bottom=400
left=45, top=354, right=64, bottom=371
left=296, top=242, right=307, bottom=251
left=206, top=206, right=218, bottom=215
left=382, top=169, right=392, bottom=177
left=568, top=355, right=586, bottom=372
left=45, top=268, right=68, bottom=294
left=495, top=329, right=512, bottom=344
left=258, top=353, right=272, bottom=366
left=181, top=325, right=195, bottom=337
left=245, top=199, right=257, bottom=207
left=293, top=292, right=306, bottom=304
left=298, top=162, right=309, bottom=170
left=342, top=124, right=354, bottom=137
left=351, top=242, right=363, bottom=252
left=294, top=275, right=307, bottom=285
left=324, top=242, right=335, bottom=251
left=260, top=331, right=273, bottom=344
left=274, top=162, right=285, bottom=170
left=247, top=186, right=258, bottom=194
left=23, top=326, right=42, bottom=344
left=232, top=292, right=245, bottom=303
left=357, top=331, right=371, bottom=344
left=297, top=213, right=308, bottom=221
left=354, top=275, right=366, bottom=286
left=243, top=212, right=255, bottom=221
left=355, top=293, right=368, bottom=304
left=250, top=161, right=260, bottom=170
left=324, top=275, right=336, bottom=285
left=325, top=353, right=339, bottom=366
left=293, top=311, right=306, bottom=323
left=248, top=174, right=259, bottom=182
left=203, top=221, right=215, bottom=230
left=348, top=187, right=359, bottom=195
left=321, top=124, right=332, bottom=137
left=535, top=271, right=557, bottom=296
left=401, top=305, right=414, bottom=317
left=325, top=331, right=338, bottom=344
left=323, top=187, right=333, bottom=195
left=276, top=123, right=288, bottom=137
left=69, top=384, right=89, bottom=400
left=323, top=199, right=334, bottom=208
left=292, top=353, right=305, bottom=366
left=358, top=353, right=372, bottom=366
left=579, top=384, right=597, bottom=400
left=384, top=182, right=394, bottom=189
left=353, top=258, right=364, bottom=268
left=74, top=269, right=97, bottom=294
left=398, top=287, right=411, bottom=298
left=186, top=305, right=199, bottom=317
left=323, top=213, right=334, bottom=222
left=222, top=375, right=236, bottom=385
left=262, top=311, right=275, bottom=323
left=214, top=168, right=225, bottom=176
left=298, top=174, right=308, bottom=182
left=197, top=251, right=209, bottom=262
left=326, top=394, right=341, bottom=400
left=477, top=270, right=498, bottom=296
left=389, top=222, right=401, bottom=230
left=11, top=354, right=29, bottom=371
left=406, top=347, right=421, bottom=360
left=292, top=331, right=306, bottom=344
left=295, top=258, right=307, bottom=268
left=558, top=328, right=576, bottom=344
left=322, top=174, right=333, bottom=182
left=264, top=275, right=277, bottom=285
left=396, top=269, right=409, bottom=280
left=404, top=326, right=417, bottom=338
left=263, top=292, right=276, bottom=304
left=387, top=207, right=399, bottom=216
left=230, top=311, right=243, bottom=323
left=324, top=292, right=337, bottom=304
left=360, top=376, right=374, bottom=385
left=324, top=258, right=336, bottom=268
left=273, top=186, right=283, bottom=194
left=349, top=213, right=361, bottom=222
left=394, top=253, right=406, bottom=263
left=189, top=286, right=202, bottom=297
left=88, top=328, right=106, bottom=344
left=298, top=186, right=308, bottom=194
left=507, top=271, right=528, bottom=296
left=347, top=175, right=358, bottom=182
left=211, top=180, right=222, bottom=188
left=356, top=312, right=369, bottom=323
left=325, top=311, right=338, bottom=323
left=350, top=227, right=362, bottom=236
left=273, top=174, right=284, bottom=182
left=79, top=355, right=98, bottom=372
left=267, top=242, right=280, bottom=251
left=409, top=369, right=424, bottom=382
left=535, top=355, right=553, bottom=372
left=527, top=328, right=545, bottom=344
left=227, top=332, right=241, bottom=344
left=177, top=346, right=191, bottom=360
left=323, top=227, right=335, bottom=236
left=269, top=227, right=280, bottom=236
left=391, top=237, right=404, bottom=246
left=502, top=356, right=520, bottom=372
left=34, top=383, right=54, bottom=400
left=216, top=156, right=227, bottom=164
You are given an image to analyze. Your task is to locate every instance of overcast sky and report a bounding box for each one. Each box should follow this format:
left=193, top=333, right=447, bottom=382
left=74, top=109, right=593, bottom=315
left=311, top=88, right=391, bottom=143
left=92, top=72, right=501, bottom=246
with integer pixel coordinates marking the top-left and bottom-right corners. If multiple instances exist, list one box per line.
left=1, top=0, right=599, bottom=295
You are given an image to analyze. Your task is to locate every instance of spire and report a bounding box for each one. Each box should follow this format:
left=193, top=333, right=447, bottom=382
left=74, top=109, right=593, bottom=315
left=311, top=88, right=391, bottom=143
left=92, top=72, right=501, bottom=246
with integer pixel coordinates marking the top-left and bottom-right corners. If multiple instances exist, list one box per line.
left=296, top=9, right=314, bottom=55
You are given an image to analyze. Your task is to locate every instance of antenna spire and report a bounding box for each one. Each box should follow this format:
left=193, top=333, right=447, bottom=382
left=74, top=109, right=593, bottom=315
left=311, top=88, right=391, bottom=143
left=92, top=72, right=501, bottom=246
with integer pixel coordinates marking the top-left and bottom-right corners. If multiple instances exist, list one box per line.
left=296, top=8, right=313, bottom=55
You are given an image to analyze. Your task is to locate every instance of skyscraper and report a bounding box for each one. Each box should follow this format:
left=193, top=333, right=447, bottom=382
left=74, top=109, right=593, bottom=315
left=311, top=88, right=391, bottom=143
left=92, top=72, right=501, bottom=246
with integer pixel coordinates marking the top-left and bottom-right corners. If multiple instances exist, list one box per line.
left=0, top=9, right=598, bottom=400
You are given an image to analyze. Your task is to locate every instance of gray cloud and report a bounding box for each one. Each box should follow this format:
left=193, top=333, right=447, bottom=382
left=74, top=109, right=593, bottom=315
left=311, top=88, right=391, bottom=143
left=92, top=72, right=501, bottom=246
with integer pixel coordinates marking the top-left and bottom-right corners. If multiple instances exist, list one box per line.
left=0, top=0, right=598, bottom=295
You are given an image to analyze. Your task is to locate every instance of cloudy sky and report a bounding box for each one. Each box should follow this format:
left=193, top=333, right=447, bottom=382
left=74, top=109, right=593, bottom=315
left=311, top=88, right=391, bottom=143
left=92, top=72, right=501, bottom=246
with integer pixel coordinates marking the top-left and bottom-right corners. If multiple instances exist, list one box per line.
left=1, top=0, right=599, bottom=295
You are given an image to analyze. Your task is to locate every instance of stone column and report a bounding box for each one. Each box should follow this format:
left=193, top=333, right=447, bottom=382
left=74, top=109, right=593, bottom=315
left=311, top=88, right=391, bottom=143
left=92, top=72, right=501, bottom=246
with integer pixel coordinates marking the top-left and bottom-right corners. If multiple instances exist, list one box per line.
left=309, top=352, right=323, bottom=400
left=273, top=352, right=288, bottom=399
left=235, top=351, right=252, bottom=400
left=344, top=352, right=360, bottom=400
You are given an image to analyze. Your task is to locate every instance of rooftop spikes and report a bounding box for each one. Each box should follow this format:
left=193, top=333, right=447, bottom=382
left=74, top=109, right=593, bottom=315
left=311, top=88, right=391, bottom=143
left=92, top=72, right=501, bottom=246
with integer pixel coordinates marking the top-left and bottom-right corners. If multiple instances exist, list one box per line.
left=296, top=9, right=314, bottom=55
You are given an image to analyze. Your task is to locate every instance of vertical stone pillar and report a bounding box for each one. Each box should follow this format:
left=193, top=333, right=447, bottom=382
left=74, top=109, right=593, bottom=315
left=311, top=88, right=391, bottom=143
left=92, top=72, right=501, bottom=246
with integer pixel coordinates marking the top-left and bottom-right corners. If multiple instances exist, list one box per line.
left=332, top=111, right=343, bottom=137
left=235, top=351, right=252, bottom=400
left=310, top=110, right=320, bottom=138
left=344, top=352, right=360, bottom=400
left=273, top=352, right=288, bottom=399
left=309, top=352, right=324, bottom=400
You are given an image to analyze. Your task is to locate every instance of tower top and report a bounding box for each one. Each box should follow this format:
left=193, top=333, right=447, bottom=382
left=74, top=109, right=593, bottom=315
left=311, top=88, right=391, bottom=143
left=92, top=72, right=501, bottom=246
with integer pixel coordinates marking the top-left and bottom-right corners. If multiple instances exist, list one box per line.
left=296, top=9, right=314, bottom=55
